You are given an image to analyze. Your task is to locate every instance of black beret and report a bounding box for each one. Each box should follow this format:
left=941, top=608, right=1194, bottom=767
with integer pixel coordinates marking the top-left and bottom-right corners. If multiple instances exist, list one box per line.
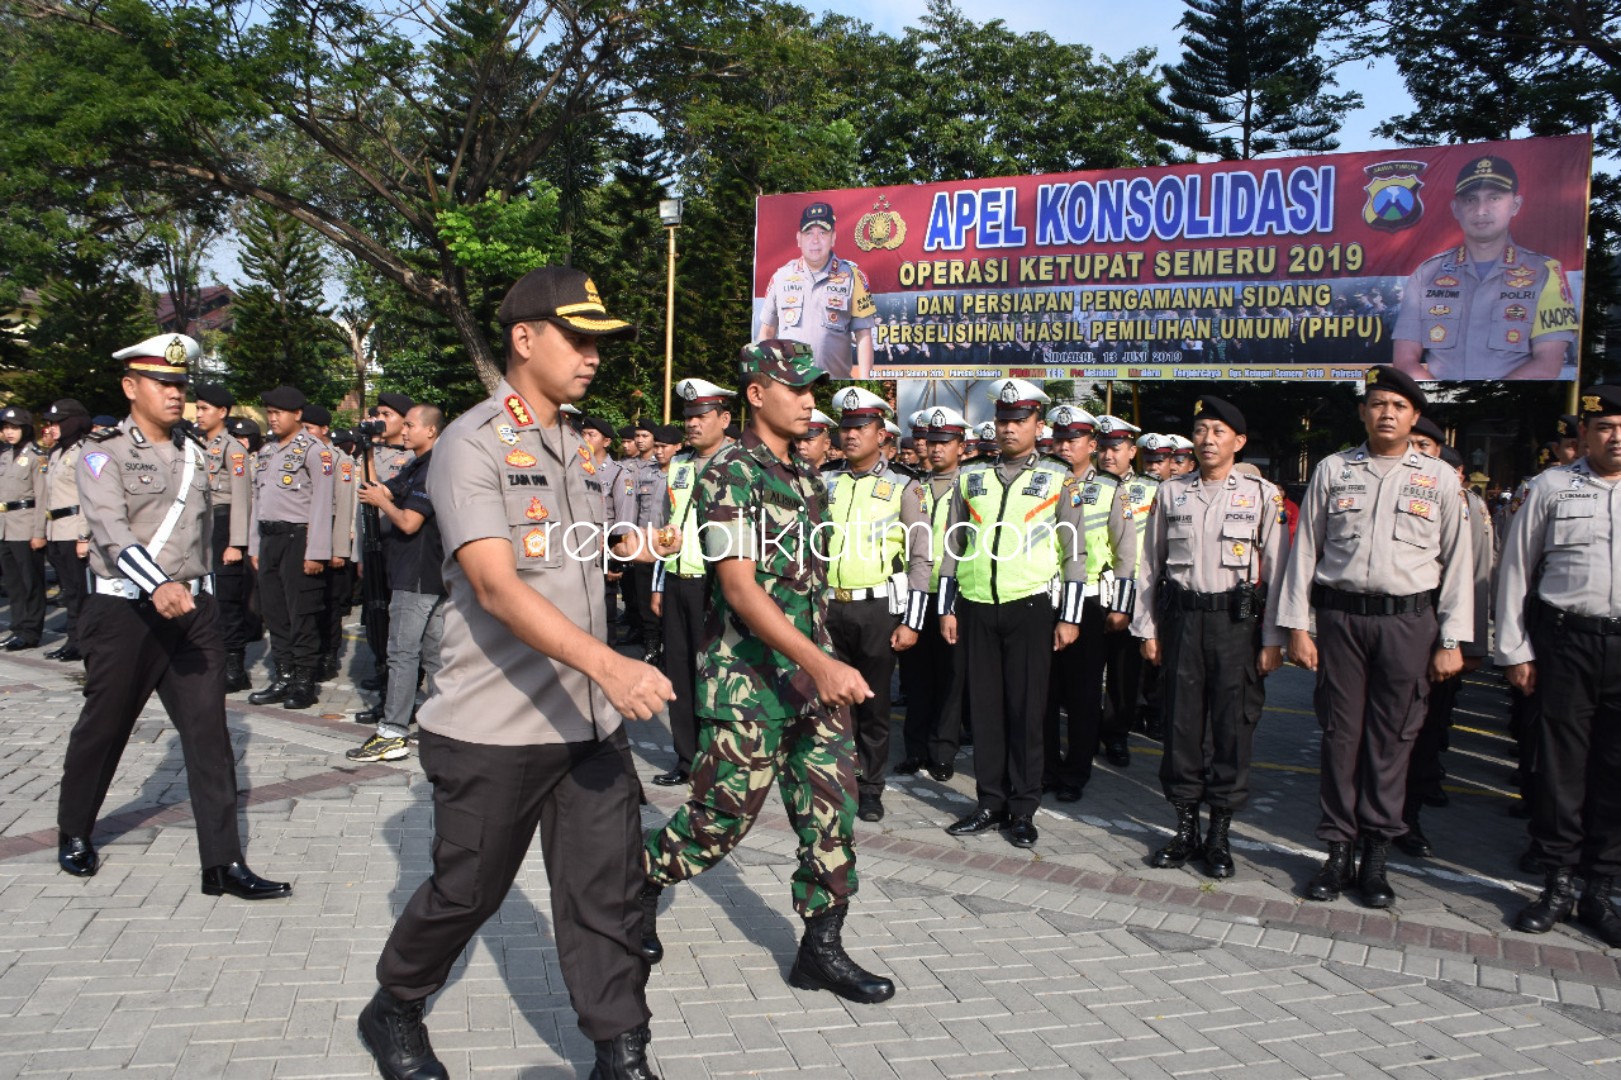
left=724, top=424, right=742, bottom=441
left=376, top=392, right=414, bottom=416
left=227, top=416, right=261, bottom=438
left=301, top=403, right=332, bottom=428
left=1439, top=445, right=1464, bottom=469
left=652, top=424, right=684, bottom=444
left=0, top=406, right=31, bottom=426
left=616, top=425, right=637, bottom=440
left=1555, top=414, right=1580, bottom=440
left=262, top=385, right=307, bottom=411
left=1362, top=365, right=1426, bottom=411
left=194, top=383, right=235, bottom=408
left=43, top=399, right=90, bottom=422
left=1578, top=385, right=1621, bottom=421
left=631, top=418, right=656, bottom=435
left=1190, top=394, right=1246, bottom=435
left=579, top=416, right=614, bottom=438
left=1411, top=414, right=1446, bottom=444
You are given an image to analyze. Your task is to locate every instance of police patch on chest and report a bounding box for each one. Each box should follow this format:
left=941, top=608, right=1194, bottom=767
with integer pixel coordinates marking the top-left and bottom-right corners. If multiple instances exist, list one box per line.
left=966, top=473, right=987, bottom=498
left=1021, top=472, right=1052, bottom=497
left=522, top=527, right=548, bottom=559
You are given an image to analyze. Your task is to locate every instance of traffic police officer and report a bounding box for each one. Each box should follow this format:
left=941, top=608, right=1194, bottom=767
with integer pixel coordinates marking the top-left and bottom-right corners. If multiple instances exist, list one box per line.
left=1043, top=404, right=1137, bottom=801
left=194, top=384, right=255, bottom=691
left=640, top=339, right=896, bottom=1007
left=649, top=377, right=735, bottom=787
left=39, top=399, right=93, bottom=661
left=0, top=405, right=46, bottom=650
left=1277, top=366, right=1473, bottom=907
left=1169, top=435, right=1195, bottom=476
left=54, top=332, right=291, bottom=902
left=1497, top=386, right=1621, bottom=946
left=1394, top=155, right=1579, bottom=380
left=758, top=202, right=878, bottom=378
left=939, top=379, right=1087, bottom=848
left=899, top=406, right=972, bottom=781
left=823, top=385, right=930, bottom=822
left=247, top=386, right=336, bottom=710
left=1132, top=396, right=1289, bottom=879
left=1138, top=433, right=1176, bottom=482
left=1095, top=413, right=1146, bottom=766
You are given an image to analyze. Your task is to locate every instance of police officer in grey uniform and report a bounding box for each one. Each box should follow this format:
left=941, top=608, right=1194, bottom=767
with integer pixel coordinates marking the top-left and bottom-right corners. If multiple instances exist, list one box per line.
left=0, top=406, right=46, bottom=650
left=1132, top=396, right=1289, bottom=879
left=360, top=265, right=671, bottom=1080
left=1498, top=386, right=1621, bottom=947
left=758, top=202, right=878, bottom=379
left=622, top=419, right=663, bottom=663
left=194, top=384, right=255, bottom=691
left=367, top=392, right=416, bottom=484
left=302, top=403, right=356, bottom=680
left=247, top=386, right=336, bottom=711
left=53, top=333, right=291, bottom=902
left=39, top=399, right=93, bottom=661
left=1278, top=366, right=1473, bottom=907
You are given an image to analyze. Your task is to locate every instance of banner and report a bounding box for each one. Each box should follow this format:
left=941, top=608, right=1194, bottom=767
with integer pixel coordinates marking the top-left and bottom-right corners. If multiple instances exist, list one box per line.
left=752, top=135, right=1591, bottom=382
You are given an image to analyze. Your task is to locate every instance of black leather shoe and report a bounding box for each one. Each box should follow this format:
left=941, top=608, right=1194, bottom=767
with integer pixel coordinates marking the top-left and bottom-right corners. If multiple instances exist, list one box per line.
left=201, top=862, right=292, bottom=900
left=927, top=761, right=954, bottom=782
left=893, top=757, right=925, bottom=776
left=1152, top=803, right=1202, bottom=869
left=248, top=675, right=290, bottom=706
left=1576, top=876, right=1621, bottom=947
left=1055, top=785, right=1082, bottom=803
left=1422, top=789, right=1450, bottom=808
left=358, top=987, right=449, bottom=1080
left=281, top=669, right=319, bottom=710
left=637, top=882, right=664, bottom=963
left=58, top=834, right=99, bottom=877
left=1305, top=841, right=1354, bottom=901
left=2, top=637, right=39, bottom=651
left=354, top=704, right=386, bottom=725
left=857, top=793, right=884, bottom=822
left=1104, top=738, right=1131, bottom=767
left=224, top=650, right=252, bottom=693
left=650, top=768, right=689, bottom=787
left=1517, top=866, right=1576, bottom=934
left=1204, top=808, right=1235, bottom=879
left=946, top=808, right=1006, bottom=836
left=56, top=645, right=82, bottom=662
left=1006, top=816, right=1038, bottom=848
left=590, top=1022, right=658, bottom=1080
left=43, top=646, right=65, bottom=660
left=1358, top=837, right=1395, bottom=908
left=1395, top=819, right=1433, bottom=858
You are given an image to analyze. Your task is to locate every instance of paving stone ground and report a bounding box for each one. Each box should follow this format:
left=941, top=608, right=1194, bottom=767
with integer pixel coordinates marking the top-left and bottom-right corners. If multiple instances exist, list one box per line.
left=1, top=609, right=1618, bottom=1078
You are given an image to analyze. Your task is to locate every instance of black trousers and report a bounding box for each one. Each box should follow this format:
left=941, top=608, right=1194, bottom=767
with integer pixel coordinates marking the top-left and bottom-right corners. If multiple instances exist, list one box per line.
left=209, top=506, right=250, bottom=652
left=1043, top=598, right=1109, bottom=788
left=44, top=539, right=87, bottom=650
left=1527, top=618, right=1621, bottom=875
left=1158, top=607, right=1265, bottom=810
left=1404, top=672, right=1461, bottom=817
left=376, top=729, right=650, bottom=1042
left=0, top=539, right=45, bottom=643
left=57, top=593, right=243, bottom=867
left=961, top=596, right=1053, bottom=817
left=660, top=575, right=706, bottom=772
left=1510, top=685, right=1541, bottom=811
left=901, top=605, right=963, bottom=764
left=319, top=559, right=353, bottom=661
left=826, top=597, right=898, bottom=799
left=1101, top=623, right=1142, bottom=741
left=626, top=563, right=659, bottom=650
left=257, top=527, right=326, bottom=671
left=1312, top=607, right=1435, bottom=843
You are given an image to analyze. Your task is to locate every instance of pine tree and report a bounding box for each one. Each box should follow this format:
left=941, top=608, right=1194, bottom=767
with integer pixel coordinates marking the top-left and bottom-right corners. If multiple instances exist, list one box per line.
left=226, top=203, right=345, bottom=404
left=1157, top=0, right=1360, bottom=160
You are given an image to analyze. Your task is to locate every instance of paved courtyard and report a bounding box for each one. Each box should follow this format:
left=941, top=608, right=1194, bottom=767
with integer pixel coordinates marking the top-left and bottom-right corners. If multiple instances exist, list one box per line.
left=1, top=614, right=1619, bottom=1078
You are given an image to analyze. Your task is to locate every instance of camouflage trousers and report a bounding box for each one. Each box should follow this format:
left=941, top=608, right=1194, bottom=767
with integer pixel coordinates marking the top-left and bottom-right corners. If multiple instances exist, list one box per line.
left=643, top=707, right=859, bottom=917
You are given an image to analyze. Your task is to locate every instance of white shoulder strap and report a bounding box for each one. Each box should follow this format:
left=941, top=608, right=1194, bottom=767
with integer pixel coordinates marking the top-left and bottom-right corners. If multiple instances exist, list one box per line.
left=147, top=439, right=201, bottom=560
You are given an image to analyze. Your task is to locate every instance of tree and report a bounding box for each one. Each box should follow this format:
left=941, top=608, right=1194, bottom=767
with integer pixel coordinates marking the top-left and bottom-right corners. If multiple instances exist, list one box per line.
left=1157, top=0, right=1361, bottom=159
left=225, top=203, right=347, bottom=404
left=4, top=268, right=155, bottom=414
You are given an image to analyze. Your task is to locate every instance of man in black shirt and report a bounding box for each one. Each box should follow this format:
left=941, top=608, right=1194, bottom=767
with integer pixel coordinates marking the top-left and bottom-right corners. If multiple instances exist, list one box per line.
left=347, top=405, right=445, bottom=762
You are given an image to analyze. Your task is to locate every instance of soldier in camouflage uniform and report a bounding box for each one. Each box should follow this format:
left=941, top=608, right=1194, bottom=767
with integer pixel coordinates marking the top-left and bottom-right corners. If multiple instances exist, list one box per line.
left=639, top=340, right=896, bottom=1006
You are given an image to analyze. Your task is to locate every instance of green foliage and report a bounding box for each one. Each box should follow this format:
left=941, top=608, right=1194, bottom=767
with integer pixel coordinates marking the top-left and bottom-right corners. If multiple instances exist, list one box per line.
left=437, top=188, right=566, bottom=282
left=1157, top=0, right=1361, bottom=159
left=2, top=270, right=156, bottom=415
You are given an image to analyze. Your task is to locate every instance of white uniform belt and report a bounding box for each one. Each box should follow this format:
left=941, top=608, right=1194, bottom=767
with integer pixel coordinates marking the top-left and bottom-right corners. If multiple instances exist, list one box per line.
left=92, top=574, right=214, bottom=600
left=825, top=584, right=888, bottom=602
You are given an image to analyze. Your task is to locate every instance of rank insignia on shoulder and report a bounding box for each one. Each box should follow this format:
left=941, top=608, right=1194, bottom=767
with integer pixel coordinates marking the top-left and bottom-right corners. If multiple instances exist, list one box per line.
left=577, top=446, right=596, bottom=474
left=506, top=447, right=537, bottom=468
left=504, top=395, right=534, bottom=427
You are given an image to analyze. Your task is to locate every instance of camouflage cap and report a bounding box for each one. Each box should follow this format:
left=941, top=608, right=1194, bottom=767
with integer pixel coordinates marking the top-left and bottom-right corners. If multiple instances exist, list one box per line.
left=738, top=338, right=826, bottom=388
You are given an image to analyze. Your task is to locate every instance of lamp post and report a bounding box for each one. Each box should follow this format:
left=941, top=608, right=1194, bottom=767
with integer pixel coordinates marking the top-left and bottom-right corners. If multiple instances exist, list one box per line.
left=659, top=197, right=683, bottom=423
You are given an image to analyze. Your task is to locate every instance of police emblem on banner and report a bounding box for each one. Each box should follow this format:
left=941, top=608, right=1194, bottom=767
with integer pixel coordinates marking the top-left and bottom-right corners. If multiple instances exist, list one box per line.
left=1362, top=160, right=1427, bottom=232
left=853, top=194, right=907, bottom=252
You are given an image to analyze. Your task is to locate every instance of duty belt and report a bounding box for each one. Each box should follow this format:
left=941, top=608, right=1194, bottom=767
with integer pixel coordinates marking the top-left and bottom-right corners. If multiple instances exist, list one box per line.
left=0, top=498, right=35, bottom=512
left=45, top=504, right=80, bottom=521
left=1311, top=583, right=1430, bottom=616
left=826, top=585, right=888, bottom=602
left=92, top=574, right=215, bottom=600
left=1168, top=584, right=1245, bottom=611
left=1540, top=602, right=1621, bottom=637
left=258, top=520, right=308, bottom=536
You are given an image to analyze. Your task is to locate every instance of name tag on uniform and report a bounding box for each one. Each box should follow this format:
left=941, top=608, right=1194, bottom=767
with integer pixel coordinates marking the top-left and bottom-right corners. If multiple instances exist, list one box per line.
left=1021, top=472, right=1051, bottom=497
left=966, top=473, right=987, bottom=497
left=672, top=473, right=690, bottom=490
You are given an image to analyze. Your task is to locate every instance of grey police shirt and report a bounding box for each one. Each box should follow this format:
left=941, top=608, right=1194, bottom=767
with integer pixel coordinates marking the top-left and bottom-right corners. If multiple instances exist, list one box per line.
left=247, top=431, right=337, bottom=561
left=42, top=442, right=87, bottom=542
left=204, top=429, right=253, bottom=548
left=0, top=442, right=45, bottom=542
left=78, top=419, right=213, bottom=585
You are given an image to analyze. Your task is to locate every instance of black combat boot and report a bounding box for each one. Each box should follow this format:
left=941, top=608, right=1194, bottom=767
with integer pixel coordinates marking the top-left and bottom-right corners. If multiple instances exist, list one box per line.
left=319, top=653, right=342, bottom=681
left=589, top=1023, right=659, bottom=1080
left=787, top=906, right=896, bottom=1004
left=1203, top=807, right=1235, bottom=879
left=1576, top=875, right=1621, bottom=947
left=224, top=649, right=252, bottom=693
left=281, top=668, right=319, bottom=710
left=637, top=882, right=664, bottom=963
left=1150, top=802, right=1202, bottom=869
left=1395, top=809, right=1432, bottom=858
left=357, top=987, right=449, bottom=1080
left=1516, top=866, right=1577, bottom=933
left=247, top=669, right=290, bottom=705
left=1305, top=841, right=1354, bottom=901
left=1359, top=836, right=1395, bottom=908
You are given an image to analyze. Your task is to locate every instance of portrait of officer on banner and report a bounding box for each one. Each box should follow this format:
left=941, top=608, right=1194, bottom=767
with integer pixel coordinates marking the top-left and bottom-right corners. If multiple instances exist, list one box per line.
left=757, top=201, right=878, bottom=379
left=1392, top=155, right=1579, bottom=381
